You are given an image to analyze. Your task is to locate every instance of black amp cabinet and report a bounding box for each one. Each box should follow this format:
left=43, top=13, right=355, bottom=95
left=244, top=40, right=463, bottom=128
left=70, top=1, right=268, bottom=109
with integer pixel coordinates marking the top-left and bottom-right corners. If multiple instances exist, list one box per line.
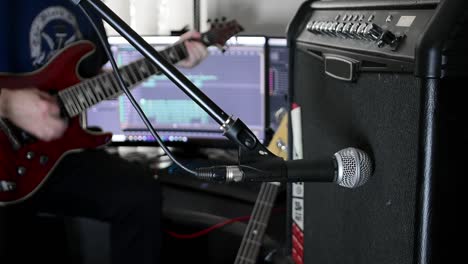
left=286, top=1, right=467, bottom=264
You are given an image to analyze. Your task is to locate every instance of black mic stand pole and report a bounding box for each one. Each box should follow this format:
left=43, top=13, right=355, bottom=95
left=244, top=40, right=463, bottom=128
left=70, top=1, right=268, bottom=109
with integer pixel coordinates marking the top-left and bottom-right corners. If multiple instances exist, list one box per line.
left=70, top=0, right=282, bottom=166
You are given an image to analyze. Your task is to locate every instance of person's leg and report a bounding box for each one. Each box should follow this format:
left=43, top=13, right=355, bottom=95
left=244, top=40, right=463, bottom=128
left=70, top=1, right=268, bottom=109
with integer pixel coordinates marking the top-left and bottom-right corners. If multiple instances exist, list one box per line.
left=32, top=149, right=162, bottom=264
left=0, top=204, right=37, bottom=263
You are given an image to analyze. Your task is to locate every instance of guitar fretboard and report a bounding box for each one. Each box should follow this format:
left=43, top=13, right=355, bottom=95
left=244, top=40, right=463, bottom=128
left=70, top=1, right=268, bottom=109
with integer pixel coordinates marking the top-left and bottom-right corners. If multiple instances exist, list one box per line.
left=58, top=42, right=188, bottom=117
left=234, top=182, right=280, bottom=264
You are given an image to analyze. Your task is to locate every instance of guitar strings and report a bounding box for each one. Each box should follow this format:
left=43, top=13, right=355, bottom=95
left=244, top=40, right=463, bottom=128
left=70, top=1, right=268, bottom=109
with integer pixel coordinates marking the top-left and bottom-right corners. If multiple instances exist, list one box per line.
left=242, top=183, right=274, bottom=262
left=235, top=182, right=280, bottom=264
left=235, top=183, right=269, bottom=263
left=242, top=183, right=279, bottom=263
left=234, top=183, right=268, bottom=263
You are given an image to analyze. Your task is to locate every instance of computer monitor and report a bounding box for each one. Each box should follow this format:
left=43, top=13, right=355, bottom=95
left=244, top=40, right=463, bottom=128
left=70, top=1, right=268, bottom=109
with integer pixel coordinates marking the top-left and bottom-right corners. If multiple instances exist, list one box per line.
left=267, top=37, right=289, bottom=131
left=85, top=36, right=267, bottom=148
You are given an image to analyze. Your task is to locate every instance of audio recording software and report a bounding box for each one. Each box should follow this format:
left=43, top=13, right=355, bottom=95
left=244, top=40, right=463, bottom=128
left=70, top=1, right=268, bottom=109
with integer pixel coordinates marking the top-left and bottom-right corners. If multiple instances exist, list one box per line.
left=85, top=36, right=267, bottom=146
left=268, top=38, right=289, bottom=131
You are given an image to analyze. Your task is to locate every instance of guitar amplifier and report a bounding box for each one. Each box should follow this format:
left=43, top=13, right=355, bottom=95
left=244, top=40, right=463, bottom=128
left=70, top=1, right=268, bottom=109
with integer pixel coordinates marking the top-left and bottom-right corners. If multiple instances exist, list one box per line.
left=286, top=1, right=467, bottom=264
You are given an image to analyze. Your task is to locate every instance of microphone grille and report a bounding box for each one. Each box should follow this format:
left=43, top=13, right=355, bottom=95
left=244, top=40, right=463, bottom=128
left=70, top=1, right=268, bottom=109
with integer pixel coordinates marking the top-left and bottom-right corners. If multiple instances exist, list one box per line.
left=334, top=148, right=373, bottom=188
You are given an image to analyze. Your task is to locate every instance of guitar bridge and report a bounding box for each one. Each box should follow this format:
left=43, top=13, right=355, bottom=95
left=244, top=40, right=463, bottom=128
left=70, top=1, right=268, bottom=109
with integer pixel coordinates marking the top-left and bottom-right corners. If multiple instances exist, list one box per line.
left=0, top=180, right=16, bottom=192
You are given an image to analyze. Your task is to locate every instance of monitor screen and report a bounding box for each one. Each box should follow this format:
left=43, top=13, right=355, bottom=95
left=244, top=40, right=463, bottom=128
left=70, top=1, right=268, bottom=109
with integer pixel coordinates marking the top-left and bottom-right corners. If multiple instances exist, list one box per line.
left=267, top=37, right=289, bottom=131
left=85, top=36, right=267, bottom=147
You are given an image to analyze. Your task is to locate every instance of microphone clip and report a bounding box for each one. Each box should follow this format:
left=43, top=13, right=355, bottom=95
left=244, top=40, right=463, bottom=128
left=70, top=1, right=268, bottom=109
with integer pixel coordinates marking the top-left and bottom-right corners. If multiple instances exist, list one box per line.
left=194, top=116, right=287, bottom=183
left=222, top=116, right=283, bottom=163
left=232, top=124, right=286, bottom=182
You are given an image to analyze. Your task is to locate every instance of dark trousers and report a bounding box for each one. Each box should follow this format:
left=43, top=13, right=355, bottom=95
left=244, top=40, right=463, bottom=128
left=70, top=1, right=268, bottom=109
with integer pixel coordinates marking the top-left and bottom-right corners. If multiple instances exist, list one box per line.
left=1, top=149, right=162, bottom=264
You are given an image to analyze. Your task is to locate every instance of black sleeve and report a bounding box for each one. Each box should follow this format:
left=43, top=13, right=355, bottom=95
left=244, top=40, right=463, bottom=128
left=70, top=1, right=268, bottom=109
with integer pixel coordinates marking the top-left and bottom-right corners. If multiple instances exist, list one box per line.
left=77, top=8, right=111, bottom=78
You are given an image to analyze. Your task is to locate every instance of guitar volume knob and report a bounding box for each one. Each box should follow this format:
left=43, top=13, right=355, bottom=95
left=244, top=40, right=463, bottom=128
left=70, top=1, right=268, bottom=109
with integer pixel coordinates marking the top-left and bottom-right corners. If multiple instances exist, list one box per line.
left=17, top=166, right=27, bottom=176
left=26, top=152, right=35, bottom=160
left=40, top=156, right=49, bottom=165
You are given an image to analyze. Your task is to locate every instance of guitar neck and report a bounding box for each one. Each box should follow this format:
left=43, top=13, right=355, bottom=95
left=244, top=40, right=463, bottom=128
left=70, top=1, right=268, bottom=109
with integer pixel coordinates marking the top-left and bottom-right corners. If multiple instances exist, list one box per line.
left=57, top=41, right=189, bottom=117
left=234, top=182, right=280, bottom=264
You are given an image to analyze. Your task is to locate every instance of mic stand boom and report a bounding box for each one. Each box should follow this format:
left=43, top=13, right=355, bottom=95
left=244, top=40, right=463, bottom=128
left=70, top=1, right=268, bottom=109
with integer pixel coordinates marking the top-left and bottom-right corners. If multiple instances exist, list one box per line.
left=70, top=0, right=282, bottom=167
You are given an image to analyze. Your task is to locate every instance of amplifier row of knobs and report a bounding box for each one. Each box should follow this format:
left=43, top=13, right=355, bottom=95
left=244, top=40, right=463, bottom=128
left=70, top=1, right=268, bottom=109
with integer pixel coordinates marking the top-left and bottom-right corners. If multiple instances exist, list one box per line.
left=306, top=20, right=404, bottom=49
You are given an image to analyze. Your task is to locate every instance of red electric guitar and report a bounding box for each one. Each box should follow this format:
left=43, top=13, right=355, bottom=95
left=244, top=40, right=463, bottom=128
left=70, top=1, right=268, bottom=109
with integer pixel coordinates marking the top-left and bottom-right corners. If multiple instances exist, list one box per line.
left=0, top=19, right=243, bottom=206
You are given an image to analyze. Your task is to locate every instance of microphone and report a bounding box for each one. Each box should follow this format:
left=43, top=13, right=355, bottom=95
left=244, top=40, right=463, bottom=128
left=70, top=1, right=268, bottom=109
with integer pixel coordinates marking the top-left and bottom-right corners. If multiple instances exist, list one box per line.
left=195, top=147, right=373, bottom=188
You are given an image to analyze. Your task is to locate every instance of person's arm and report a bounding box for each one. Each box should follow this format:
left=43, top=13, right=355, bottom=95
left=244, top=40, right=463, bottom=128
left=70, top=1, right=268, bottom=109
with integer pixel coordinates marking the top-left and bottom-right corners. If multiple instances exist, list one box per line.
left=0, top=88, right=67, bottom=141
left=176, top=31, right=209, bottom=68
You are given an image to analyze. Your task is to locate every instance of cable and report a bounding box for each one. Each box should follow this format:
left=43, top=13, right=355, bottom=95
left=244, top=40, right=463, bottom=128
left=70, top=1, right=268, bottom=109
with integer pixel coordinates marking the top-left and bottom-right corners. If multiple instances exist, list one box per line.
left=165, top=208, right=285, bottom=239
left=78, top=4, right=196, bottom=175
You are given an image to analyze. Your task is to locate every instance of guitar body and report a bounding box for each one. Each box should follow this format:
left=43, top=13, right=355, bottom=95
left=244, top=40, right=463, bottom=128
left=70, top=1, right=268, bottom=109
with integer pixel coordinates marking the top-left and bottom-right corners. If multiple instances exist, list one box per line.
left=0, top=41, right=112, bottom=206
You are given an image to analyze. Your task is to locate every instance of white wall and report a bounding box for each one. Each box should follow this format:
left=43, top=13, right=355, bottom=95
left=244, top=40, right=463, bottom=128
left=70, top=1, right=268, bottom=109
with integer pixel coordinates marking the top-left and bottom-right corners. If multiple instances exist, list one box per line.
left=209, top=0, right=305, bottom=37
left=131, top=0, right=194, bottom=35
left=103, top=0, right=194, bottom=35
left=103, top=0, right=305, bottom=36
left=102, top=0, right=131, bottom=35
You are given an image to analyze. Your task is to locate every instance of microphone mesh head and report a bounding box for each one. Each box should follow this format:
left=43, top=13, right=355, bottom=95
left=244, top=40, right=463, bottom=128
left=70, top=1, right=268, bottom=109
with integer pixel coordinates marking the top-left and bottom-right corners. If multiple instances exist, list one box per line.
left=334, top=148, right=373, bottom=188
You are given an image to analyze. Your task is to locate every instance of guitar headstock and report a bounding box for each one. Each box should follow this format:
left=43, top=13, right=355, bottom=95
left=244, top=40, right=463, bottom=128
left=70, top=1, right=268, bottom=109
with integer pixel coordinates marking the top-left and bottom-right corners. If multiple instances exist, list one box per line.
left=201, top=17, right=244, bottom=49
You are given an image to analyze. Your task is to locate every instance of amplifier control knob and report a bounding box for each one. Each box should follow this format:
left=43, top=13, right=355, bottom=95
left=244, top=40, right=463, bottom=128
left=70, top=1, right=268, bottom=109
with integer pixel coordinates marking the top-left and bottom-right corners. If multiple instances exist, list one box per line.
left=326, top=22, right=338, bottom=36
left=321, top=22, right=331, bottom=35
left=342, top=22, right=354, bottom=38
left=313, top=21, right=323, bottom=33
left=306, top=21, right=315, bottom=32
left=349, top=23, right=361, bottom=38
left=364, top=23, right=404, bottom=49
left=365, top=23, right=384, bottom=41
left=357, top=23, right=369, bottom=39
left=307, top=21, right=321, bottom=33
left=320, top=22, right=331, bottom=35
left=335, top=23, right=346, bottom=37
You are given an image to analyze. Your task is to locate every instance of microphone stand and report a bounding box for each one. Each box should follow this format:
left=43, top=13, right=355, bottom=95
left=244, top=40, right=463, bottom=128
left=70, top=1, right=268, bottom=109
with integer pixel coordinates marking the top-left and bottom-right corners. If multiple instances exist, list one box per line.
left=70, top=0, right=284, bottom=172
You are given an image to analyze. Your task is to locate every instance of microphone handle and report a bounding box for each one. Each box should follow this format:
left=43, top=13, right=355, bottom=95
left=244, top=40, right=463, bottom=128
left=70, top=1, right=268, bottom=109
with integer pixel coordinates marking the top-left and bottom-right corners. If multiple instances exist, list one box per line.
left=285, top=158, right=336, bottom=182
left=239, top=158, right=337, bottom=182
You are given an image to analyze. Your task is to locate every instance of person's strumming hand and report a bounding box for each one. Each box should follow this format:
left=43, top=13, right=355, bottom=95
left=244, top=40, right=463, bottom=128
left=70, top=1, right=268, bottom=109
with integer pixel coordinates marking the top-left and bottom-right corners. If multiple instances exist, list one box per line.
left=0, top=88, right=67, bottom=141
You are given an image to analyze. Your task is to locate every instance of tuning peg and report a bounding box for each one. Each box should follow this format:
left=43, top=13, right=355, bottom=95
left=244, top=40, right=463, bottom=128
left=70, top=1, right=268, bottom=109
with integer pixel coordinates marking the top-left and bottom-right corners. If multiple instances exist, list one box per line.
left=222, top=16, right=227, bottom=22
left=207, top=18, right=212, bottom=23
